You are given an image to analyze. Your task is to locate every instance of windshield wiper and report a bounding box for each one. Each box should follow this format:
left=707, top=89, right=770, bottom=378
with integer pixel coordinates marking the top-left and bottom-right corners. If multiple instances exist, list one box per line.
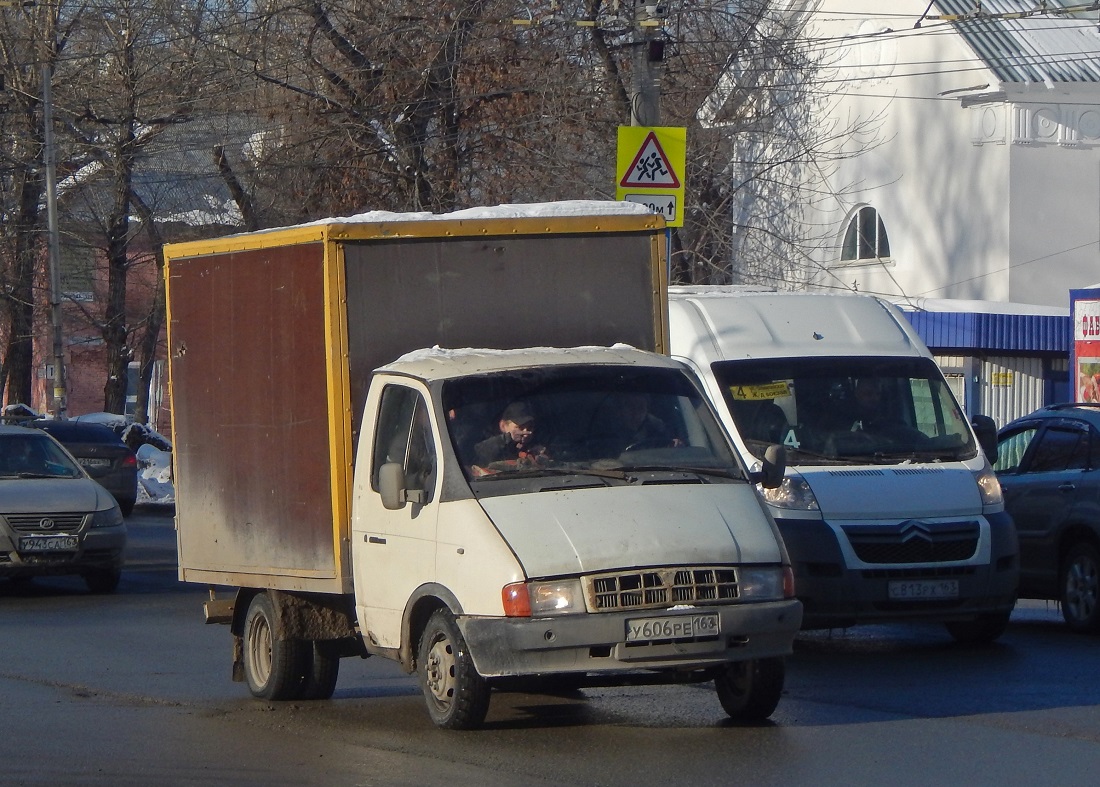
left=472, top=466, right=634, bottom=483
left=617, top=465, right=743, bottom=481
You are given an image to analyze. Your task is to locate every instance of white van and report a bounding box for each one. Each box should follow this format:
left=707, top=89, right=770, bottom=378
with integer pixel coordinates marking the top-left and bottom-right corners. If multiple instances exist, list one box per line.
left=668, top=287, right=1018, bottom=642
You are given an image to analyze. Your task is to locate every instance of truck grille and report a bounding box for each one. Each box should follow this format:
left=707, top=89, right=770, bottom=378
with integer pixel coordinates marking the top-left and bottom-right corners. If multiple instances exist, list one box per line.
left=842, top=520, right=980, bottom=564
left=586, top=567, right=739, bottom=611
left=3, top=513, right=87, bottom=535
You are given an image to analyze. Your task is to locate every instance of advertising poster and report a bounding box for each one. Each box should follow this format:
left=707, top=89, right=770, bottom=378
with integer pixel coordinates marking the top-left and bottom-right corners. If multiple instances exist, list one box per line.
left=1070, top=289, right=1100, bottom=402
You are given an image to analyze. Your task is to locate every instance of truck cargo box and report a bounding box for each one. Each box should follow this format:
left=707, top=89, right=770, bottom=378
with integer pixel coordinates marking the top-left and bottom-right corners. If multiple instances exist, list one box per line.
left=165, top=202, right=667, bottom=594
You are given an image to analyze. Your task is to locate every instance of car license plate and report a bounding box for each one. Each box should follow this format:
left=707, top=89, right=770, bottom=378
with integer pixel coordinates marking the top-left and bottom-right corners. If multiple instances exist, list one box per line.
left=77, top=458, right=110, bottom=468
left=626, top=613, right=719, bottom=642
left=888, top=579, right=959, bottom=600
left=20, top=535, right=79, bottom=552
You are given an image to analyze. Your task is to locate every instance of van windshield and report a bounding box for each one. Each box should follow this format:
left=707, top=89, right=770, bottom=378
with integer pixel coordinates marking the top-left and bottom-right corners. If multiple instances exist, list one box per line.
left=711, top=356, right=978, bottom=465
left=442, top=365, right=743, bottom=483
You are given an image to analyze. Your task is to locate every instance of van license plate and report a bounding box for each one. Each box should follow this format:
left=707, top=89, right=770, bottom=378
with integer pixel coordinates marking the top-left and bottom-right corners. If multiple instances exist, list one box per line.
left=20, top=535, right=79, bottom=552
left=888, top=579, right=959, bottom=600
left=626, top=614, right=719, bottom=642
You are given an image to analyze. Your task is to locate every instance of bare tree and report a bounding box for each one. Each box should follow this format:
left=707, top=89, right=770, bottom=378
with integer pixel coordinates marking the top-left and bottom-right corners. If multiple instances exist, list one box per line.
left=56, top=0, right=229, bottom=415
left=0, top=2, right=76, bottom=407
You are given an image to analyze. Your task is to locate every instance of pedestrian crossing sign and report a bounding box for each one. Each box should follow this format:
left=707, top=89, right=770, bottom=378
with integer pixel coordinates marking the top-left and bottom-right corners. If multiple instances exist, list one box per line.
left=616, top=126, right=686, bottom=227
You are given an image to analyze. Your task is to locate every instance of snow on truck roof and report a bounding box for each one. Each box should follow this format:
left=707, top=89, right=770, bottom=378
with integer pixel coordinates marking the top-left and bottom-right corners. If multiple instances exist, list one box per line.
left=245, top=200, right=658, bottom=239
left=379, top=345, right=685, bottom=380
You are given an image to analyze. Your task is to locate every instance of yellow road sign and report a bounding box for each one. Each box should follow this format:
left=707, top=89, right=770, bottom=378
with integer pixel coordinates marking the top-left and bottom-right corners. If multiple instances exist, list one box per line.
left=616, top=127, right=686, bottom=227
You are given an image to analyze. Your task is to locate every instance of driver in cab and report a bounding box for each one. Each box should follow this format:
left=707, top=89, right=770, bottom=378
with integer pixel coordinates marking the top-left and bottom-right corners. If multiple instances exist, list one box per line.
left=474, top=401, right=550, bottom=468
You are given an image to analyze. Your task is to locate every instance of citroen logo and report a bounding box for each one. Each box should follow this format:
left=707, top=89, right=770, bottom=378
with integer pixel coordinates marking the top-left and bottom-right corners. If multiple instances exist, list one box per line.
left=39, top=518, right=56, bottom=530
left=897, top=520, right=933, bottom=543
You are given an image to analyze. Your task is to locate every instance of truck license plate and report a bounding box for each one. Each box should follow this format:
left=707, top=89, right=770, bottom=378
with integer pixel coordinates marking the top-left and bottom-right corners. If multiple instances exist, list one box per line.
left=888, top=579, right=959, bottom=600
left=626, top=613, right=719, bottom=642
left=20, top=535, right=79, bottom=552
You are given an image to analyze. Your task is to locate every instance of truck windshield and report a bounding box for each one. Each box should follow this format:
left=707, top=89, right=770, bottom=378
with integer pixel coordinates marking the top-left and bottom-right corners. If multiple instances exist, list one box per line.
left=442, top=365, right=741, bottom=481
left=710, top=356, right=978, bottom=465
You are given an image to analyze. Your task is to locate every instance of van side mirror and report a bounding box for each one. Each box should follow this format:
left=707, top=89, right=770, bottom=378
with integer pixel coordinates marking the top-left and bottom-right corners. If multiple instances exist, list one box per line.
left=751, top=444, right=787, bottom=489
left=971, top=415, right=998, bottom=465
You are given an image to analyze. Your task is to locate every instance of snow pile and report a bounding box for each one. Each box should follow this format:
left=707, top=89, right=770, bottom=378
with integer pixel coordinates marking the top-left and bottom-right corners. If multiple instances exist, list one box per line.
left=70, top=412, right=175, bottom=506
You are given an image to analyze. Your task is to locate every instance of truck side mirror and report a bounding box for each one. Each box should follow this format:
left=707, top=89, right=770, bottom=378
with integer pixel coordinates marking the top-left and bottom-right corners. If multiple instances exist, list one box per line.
left=379, top=462, right=408, bottom=510
left=379, top=461, right=427, bottom=510
left=751, top=444, right=786, bottom=489
left=970, top=414, right=998, bottom=465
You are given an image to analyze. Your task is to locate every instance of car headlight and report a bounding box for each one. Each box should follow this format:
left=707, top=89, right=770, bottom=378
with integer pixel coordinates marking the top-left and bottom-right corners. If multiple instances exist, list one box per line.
left=974, top=460, right=1003, bottom=508
left=738, top=567, right=787, bottom=601
left=90, top=505, right=124, bottom=528
left=502, top=579, right=586, bottom=617
left=759, top=473, right=820, bottom=510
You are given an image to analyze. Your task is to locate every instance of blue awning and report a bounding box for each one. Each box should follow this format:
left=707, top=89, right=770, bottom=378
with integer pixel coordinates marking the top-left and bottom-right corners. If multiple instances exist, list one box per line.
left=901, top=310, right=1070, bottom=353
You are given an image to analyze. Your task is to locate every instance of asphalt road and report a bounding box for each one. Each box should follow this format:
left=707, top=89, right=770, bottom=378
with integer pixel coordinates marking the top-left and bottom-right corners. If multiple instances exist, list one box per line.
left=1, top=506, right=1098, bottom=786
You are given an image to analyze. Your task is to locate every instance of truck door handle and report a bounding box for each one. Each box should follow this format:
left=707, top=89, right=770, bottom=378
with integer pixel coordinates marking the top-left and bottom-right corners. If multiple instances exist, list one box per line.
left=1058, top=483, right=1076, bottom=493
left=367, top=535, right=387, bottom=544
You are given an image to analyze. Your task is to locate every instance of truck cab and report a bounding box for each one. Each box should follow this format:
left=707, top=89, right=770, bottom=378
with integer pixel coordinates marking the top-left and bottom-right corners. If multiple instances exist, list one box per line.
left=350, top=346, right=801, bottom=727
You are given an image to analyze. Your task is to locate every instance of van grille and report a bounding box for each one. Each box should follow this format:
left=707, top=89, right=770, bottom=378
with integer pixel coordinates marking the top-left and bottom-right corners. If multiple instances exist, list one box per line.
left=586, top=567, right=739, bottom=611
left=842, top=520, right=980, bottom=564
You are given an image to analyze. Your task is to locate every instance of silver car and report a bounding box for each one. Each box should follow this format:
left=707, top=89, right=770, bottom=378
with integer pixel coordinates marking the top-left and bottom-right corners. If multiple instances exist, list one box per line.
left=0, top=424, right=127, bottom=593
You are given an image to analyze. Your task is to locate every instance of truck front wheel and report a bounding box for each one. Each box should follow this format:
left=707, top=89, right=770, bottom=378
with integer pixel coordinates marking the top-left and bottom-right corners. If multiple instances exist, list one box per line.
left=243, top=593, right=308, bottom=701
left=417, top=608, right=491, bottom=729
left=715, top=657, right=785, bottom=722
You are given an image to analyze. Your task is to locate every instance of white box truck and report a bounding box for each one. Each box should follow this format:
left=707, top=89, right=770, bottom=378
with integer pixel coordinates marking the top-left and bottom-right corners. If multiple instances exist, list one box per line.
left=668, top=287, right=1017, bottom=643
left=164, top=204, right=802, bottom=729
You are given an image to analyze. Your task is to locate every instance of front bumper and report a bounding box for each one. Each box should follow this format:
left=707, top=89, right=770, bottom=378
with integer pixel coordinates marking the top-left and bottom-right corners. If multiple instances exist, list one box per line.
left=776, top=510, right=1018, bottom=629
left=458, top=598, right=802, bottom=678
left=0, top=525, right=127, bottom=579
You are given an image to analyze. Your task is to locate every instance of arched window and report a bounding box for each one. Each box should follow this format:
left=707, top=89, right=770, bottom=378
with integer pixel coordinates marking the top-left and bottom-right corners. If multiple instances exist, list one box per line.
left=841, top=206, right=891, bottom=261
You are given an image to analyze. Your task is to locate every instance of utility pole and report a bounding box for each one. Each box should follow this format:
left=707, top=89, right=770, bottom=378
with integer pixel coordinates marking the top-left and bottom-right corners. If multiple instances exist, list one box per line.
left=42, top=59, right=66, bottom=417
left=630, top=2, right=668, bottom=126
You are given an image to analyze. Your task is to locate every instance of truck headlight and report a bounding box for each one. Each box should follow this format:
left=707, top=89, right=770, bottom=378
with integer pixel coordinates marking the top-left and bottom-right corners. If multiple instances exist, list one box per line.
left=759, top=473, right=819, bottom=511
left=738, top=567, right=787, bottom=601
left=974, top=461, right=1003, bottom=508
left=502, top=579, right=586, bottom=617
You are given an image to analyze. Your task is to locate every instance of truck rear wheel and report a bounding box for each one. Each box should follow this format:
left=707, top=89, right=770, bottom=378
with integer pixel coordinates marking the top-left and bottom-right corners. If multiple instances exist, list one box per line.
left=299, top=641, right=340, bottom=700
left=715, top=657, right=785, bottom=722
left=243, top=593, right=308, bottom=701
left=417, top=608, right=490, bottom=729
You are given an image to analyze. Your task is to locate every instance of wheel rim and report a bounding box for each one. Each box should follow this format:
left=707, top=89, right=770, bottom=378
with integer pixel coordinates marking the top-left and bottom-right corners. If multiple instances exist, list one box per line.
left=1065, top=554, right=1100, bottom=624
left=424, top=632, right=456, bottom=710
left=246, top=611, right=273, bottom=688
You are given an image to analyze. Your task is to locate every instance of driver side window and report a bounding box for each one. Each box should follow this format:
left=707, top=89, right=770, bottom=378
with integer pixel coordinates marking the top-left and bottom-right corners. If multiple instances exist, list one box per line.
left=371, top=385, right=437, bottom=502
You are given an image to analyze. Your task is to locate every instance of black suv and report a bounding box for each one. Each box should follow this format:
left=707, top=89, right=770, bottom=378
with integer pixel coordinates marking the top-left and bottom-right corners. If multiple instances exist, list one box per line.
left=995, top=403, right=1100, bottom=631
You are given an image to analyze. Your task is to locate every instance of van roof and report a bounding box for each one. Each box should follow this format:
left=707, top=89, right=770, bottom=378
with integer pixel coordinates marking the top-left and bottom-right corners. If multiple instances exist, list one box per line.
left=667, top=287, right=928, bottom=362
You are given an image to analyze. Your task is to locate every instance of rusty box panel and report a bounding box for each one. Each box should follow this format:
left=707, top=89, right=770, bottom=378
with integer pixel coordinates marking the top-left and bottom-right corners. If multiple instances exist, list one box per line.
left=342, top=232, right=661, bottom=441
left=169, top=242, right=344, bottom=587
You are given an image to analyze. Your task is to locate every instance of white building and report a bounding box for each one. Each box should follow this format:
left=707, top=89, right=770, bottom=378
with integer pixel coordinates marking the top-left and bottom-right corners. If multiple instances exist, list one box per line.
left=800, top=0, right=1100, bottom=308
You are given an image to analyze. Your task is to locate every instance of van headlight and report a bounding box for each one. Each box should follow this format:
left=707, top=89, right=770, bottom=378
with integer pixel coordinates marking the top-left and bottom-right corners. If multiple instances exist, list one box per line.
left=502, top=579, right=586, bottom=617
left=974, top=461, right=1003, bottom=508
left=759, top=473, right=819, bottom=510
left=738, top=567, right=787, bottom=601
